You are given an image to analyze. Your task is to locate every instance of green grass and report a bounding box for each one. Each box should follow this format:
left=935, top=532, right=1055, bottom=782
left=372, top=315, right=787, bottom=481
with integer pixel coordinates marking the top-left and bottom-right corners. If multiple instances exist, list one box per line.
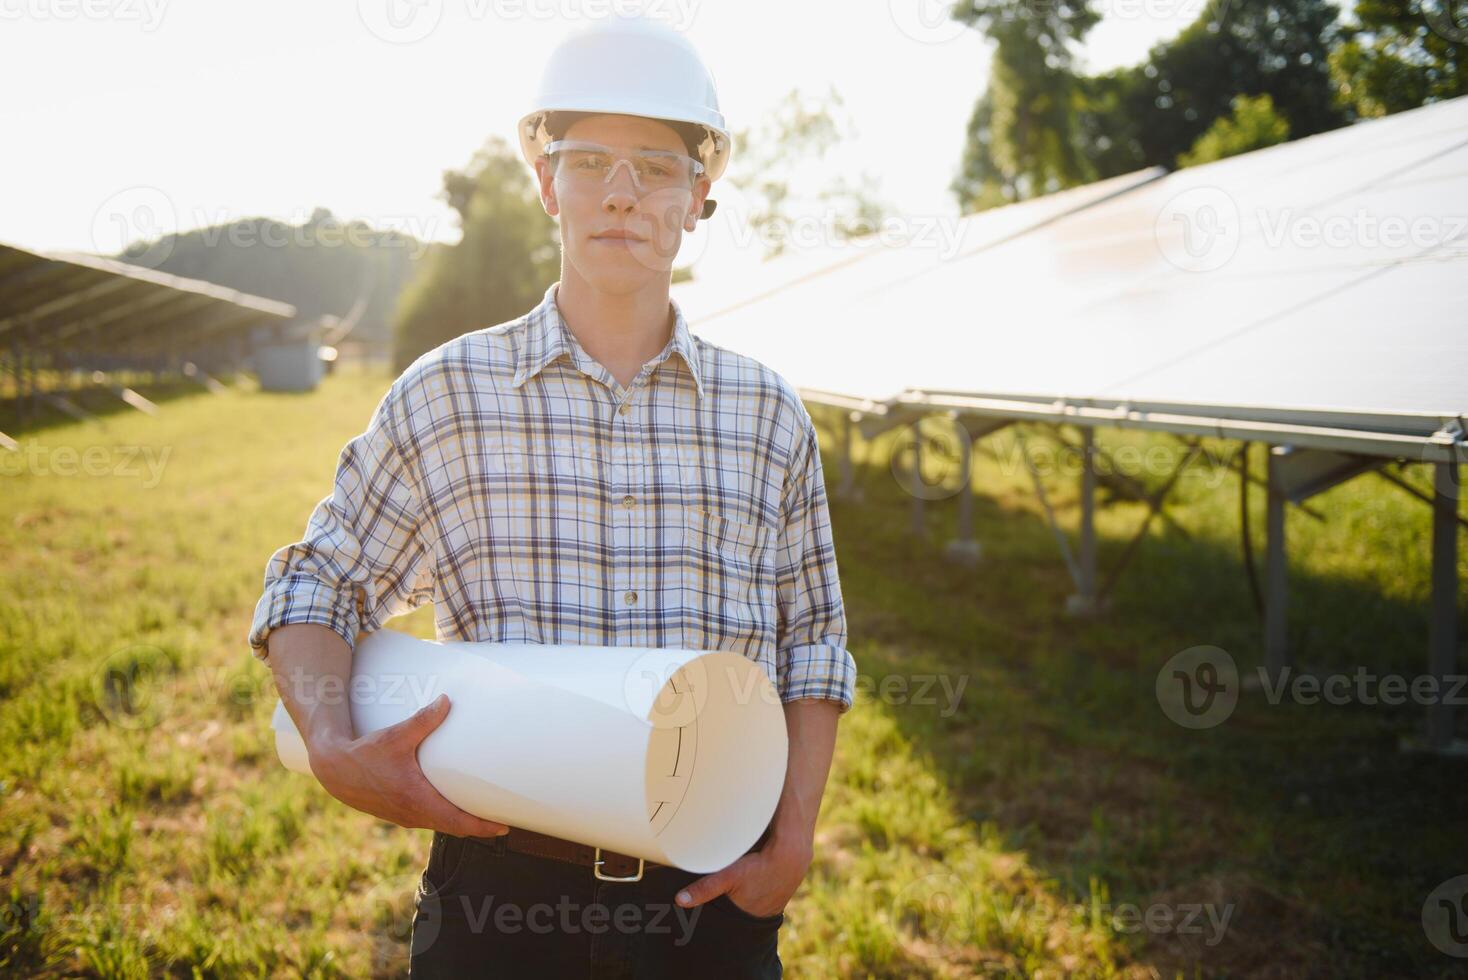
left=1, top=365, right=1463, bottom=977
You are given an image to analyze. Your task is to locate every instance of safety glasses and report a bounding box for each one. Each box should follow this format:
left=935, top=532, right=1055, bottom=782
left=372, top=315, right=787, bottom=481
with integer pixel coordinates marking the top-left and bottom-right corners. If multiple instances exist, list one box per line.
left=545, top=139, right=705, bottom=193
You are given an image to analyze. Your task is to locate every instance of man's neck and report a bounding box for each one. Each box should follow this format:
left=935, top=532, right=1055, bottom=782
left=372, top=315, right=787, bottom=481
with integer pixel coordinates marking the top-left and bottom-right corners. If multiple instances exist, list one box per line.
left=554, top=270, right=674, bottom=391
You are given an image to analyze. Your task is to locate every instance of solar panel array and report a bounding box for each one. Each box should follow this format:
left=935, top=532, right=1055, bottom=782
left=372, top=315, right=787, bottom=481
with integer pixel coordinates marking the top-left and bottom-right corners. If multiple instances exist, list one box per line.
left=0, top=242, right=297, bottom=372
left=675, top=95, right=1468, bottom=459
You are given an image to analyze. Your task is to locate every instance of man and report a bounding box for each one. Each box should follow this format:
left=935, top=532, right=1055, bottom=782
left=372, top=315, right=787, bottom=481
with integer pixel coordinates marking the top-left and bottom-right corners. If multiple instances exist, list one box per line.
left=247, top=16, right=856, bottom=978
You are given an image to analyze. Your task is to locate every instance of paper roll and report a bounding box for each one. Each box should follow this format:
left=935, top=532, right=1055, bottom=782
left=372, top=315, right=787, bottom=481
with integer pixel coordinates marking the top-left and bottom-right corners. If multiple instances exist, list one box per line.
left=270, top=630, right=788, bottom=873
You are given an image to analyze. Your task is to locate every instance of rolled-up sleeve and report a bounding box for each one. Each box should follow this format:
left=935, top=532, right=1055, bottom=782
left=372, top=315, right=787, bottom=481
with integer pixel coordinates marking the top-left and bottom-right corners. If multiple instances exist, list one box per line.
left=774, top=413, right=857, bottom=714
left=246, top=382, right=435, bottom=661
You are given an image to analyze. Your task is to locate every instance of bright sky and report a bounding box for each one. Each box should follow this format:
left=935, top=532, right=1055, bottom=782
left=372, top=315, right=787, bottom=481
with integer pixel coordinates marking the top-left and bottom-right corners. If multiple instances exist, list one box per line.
left=0, top=0, right=1199, bottom=268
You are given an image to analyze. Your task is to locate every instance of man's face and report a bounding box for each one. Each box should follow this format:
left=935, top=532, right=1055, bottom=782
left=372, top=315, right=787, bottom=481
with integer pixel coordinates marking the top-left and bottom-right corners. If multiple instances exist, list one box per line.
left=535, top=113, right=711, bottom=293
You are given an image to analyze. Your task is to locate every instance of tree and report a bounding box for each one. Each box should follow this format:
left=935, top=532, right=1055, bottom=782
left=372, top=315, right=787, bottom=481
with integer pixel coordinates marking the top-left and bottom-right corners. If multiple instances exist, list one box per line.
left=951, top=0, right=1102, bottom=210
left=1179, top=93, right=1293, bottom=165
left=727, top=87, right=891, bottom=258
left=118, top=208, right=423, bottom=352
left=1073, top=67, right=1150, bottom=182
left=951, top=89, right=1023, bottom=212
left=1066, top=0, right=1350, bottom=180
left=392, top=137, right=559, bottom=371
left=1121, top=0, right=1347, bottom=167
left=1330, top=0, right=1468, bottom=117
left=955, top=0, right=1453, bottom=206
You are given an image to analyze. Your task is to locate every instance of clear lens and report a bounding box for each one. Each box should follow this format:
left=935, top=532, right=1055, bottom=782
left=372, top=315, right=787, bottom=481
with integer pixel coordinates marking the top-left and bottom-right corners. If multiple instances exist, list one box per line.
left=547, top=140, right=701, bottom=192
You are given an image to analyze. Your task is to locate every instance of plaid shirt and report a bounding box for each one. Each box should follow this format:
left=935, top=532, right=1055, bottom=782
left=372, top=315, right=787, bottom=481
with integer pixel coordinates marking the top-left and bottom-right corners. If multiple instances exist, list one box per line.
left=247, top=281, right=856, bottom=713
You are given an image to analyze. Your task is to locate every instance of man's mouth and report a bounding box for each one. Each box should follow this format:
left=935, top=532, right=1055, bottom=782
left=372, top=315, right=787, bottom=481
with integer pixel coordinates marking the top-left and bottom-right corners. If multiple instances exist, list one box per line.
left=593, top=230, right=645, bottom=242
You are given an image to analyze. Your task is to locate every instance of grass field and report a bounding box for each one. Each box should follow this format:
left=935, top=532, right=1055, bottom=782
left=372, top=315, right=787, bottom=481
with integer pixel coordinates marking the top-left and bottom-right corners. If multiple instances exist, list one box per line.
left=2, top=364, right=1464, bottom=978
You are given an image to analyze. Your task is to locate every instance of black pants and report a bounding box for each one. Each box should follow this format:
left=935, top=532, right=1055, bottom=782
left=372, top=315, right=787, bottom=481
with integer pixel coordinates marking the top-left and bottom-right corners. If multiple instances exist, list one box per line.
left=408, top=831, right=783, bottom=978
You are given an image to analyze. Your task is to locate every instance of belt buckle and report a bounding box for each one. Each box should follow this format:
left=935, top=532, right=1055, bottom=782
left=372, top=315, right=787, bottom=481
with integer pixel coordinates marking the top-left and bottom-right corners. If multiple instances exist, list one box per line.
left=593, top=847, right=644, bottom=883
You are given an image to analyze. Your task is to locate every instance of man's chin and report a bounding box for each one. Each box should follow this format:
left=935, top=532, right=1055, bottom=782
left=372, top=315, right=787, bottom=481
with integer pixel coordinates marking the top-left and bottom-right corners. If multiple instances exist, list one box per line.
left=569, top=248, right=676, bottom=286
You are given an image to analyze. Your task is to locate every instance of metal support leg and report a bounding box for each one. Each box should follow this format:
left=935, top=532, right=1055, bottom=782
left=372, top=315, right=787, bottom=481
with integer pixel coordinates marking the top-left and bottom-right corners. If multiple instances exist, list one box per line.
left=182, top=361, right=227, bottom=394
left=1265, top=446, right=1290, bottom=677
left=910, top=418, right=925, bottom=538
left=1066, top=427, right=1099, bottom=615
left=957, top=466, right=973, bottom=540
left=91, top=370, right=159, bottom=416
left=17, top=345, right=29, bottom=425
left=837, top=413, right=862, bottom=503
left=1016, top=425, right=1096, bottom=614
left=944, top=415, right=981, bottom=566
left=1427, top=461, right=1460, bottom=751
left=24, top=347, right=38, bottom=423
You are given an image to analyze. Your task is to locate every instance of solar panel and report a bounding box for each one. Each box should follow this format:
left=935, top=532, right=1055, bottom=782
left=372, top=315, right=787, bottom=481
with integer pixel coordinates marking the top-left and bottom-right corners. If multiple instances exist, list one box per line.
left=673, top=166, right=1165, bottom=353
left=675, top=96, right=1468, bottom=454
left=0, top=241, right=297, bottom=356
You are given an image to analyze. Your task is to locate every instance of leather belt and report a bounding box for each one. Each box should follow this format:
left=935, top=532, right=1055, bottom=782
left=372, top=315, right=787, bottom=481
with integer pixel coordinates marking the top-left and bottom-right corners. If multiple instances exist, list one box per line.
left=503, top=826, right=654, bottom=881
left=498, top=821, right=774, bottom=883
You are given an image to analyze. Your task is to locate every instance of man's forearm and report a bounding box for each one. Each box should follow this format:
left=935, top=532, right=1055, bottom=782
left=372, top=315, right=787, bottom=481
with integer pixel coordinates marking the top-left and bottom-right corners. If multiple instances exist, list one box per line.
left=766, top=697, right=842, bottom=860
left=265, top=623, right=357, bottom=754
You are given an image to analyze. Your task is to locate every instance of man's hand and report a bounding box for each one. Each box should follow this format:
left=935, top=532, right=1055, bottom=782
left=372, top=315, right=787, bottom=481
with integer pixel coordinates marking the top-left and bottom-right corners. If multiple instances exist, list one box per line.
left=673, top=836, right=813, bottom=919
left=670, top=697, right=840, bottom=918
left=307, top=692, right=510, bottom=838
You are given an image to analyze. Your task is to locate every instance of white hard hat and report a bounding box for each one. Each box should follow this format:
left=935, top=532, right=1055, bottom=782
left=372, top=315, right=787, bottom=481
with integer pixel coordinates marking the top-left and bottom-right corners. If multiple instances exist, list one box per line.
left=518, top=17, right=731, bottom=212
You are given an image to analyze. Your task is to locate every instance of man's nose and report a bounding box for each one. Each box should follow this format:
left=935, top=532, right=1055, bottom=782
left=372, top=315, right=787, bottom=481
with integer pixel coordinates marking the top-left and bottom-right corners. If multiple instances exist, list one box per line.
left=601, top=186, right=637, bottom=213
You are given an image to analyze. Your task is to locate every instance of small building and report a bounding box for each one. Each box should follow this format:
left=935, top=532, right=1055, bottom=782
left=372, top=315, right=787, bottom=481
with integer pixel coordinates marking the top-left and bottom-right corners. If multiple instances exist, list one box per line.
left=251, top=315, right=337, bottom=392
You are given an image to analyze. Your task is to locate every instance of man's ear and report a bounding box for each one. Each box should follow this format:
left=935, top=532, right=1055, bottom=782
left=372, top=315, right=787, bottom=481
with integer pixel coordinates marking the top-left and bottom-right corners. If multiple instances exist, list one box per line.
left=534, top=157, right=559, bottom=218
left=686, top=174, right=711, bottom=230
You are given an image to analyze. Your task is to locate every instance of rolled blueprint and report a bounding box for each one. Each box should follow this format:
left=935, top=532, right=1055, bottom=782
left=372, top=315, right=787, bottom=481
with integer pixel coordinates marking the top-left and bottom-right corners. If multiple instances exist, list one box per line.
left=270, top=629, right=789, bottom=873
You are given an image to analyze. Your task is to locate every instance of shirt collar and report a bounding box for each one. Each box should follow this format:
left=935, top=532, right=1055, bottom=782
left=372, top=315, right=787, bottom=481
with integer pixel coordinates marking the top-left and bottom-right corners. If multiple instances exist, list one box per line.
left=512, top=281, right=704, bottom=400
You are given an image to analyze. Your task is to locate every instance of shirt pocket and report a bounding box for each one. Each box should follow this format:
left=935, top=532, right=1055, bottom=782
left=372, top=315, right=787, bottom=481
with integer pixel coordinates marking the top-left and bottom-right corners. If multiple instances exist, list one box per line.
left=676, top=506, right=777, bottom=657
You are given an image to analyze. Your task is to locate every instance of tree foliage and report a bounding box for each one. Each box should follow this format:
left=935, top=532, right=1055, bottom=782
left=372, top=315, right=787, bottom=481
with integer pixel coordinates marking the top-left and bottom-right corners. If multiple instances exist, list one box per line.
left=1179, top=92, right=1293, bottom=165
left=951, top=0, right=1102, bottom=205
left=727, top=87, right=891, bottom=259
left=1330, top=0, right=1468, bottom=117
left=117, top=208, right=421, bottom=350
left=392, top=136, right=560, bottom=371
left=952, top=0, right=1385, bottom=212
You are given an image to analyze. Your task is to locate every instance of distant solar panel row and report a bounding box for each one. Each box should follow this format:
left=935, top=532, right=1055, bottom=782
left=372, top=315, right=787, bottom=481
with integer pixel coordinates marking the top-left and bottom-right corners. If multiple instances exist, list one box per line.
left=0, top=242, right=296, bottom=361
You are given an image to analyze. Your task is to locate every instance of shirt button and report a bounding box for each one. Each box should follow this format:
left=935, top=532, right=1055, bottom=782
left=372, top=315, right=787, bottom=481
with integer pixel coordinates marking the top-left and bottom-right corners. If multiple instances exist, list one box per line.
left=622, top=494, right=635, bottom=507
left=618, top=402, right=631, bottom=415
left=624, top=590, right=638, bottom=605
